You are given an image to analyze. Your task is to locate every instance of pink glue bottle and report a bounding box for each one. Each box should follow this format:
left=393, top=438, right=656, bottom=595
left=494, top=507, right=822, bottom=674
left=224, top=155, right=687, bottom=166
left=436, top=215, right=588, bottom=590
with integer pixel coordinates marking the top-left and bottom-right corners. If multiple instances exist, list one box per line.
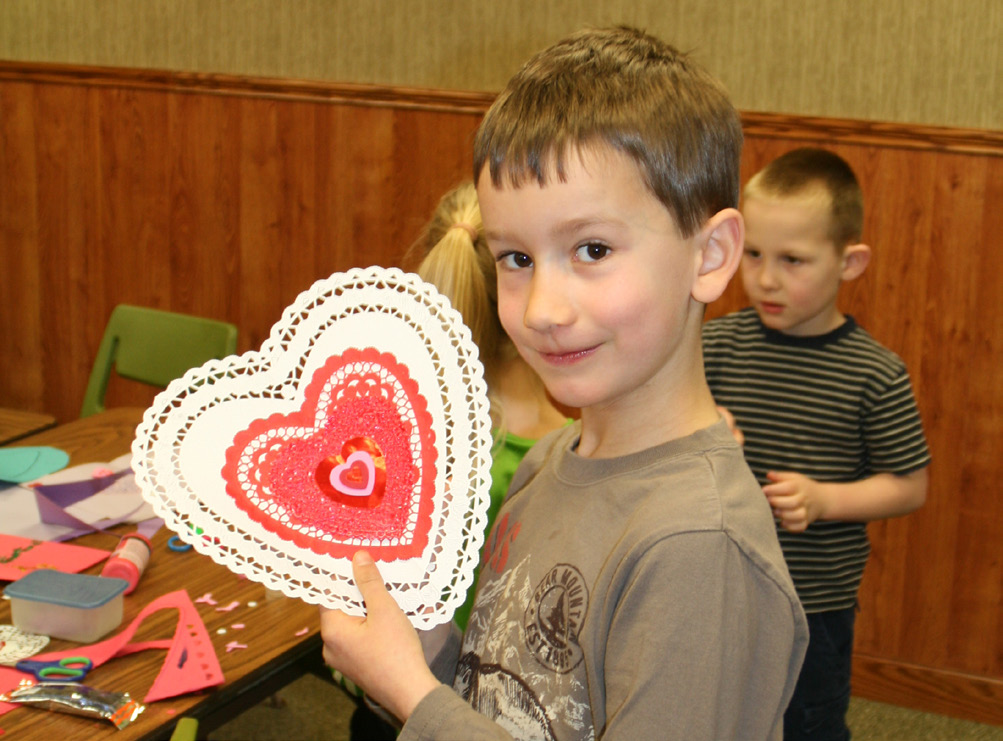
left=101, top=533, right=152, bottom=594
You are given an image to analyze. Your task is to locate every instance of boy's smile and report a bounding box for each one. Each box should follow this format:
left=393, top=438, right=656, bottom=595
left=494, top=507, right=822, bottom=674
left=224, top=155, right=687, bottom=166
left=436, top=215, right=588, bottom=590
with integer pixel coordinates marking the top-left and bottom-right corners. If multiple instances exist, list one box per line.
left=741, top=194, right=853, bottom=337
left=476, top=146, right=706, bottom=424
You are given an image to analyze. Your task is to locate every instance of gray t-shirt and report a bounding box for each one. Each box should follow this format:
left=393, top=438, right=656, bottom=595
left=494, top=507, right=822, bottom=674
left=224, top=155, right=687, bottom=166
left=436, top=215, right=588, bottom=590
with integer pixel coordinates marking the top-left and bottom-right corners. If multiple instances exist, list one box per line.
left=401, top=420, right=808, bottom=740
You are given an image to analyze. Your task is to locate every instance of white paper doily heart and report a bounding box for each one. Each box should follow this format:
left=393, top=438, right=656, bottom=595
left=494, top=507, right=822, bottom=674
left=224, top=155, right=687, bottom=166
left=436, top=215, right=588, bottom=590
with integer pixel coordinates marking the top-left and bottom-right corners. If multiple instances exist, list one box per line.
left=0, top=625, right=50, bottom=666
left=132, top=267, right=493, bottom=628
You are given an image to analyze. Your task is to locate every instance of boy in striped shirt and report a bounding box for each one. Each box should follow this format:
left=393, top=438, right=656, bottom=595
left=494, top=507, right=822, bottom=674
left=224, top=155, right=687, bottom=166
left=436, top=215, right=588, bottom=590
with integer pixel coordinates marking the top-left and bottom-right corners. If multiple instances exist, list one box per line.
left=703, top=147, right=930, bottom=741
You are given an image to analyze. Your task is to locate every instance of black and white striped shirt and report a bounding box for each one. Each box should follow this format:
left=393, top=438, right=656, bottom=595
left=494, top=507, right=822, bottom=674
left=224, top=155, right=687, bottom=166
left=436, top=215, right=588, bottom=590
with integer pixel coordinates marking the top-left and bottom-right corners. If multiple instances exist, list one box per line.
left=703, top=308, right=931, bottom=612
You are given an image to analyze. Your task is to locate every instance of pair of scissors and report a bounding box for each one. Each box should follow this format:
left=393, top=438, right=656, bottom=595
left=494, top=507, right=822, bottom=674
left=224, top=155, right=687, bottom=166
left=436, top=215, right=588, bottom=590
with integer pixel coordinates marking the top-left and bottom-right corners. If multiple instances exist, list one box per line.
left=16, top=656, right=93, bottom=682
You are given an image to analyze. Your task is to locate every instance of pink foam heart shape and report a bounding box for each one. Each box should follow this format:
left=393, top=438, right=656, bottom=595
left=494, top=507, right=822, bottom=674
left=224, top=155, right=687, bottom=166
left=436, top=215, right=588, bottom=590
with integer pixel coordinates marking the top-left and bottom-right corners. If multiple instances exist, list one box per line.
left=332, top=451, right=376, bottom=497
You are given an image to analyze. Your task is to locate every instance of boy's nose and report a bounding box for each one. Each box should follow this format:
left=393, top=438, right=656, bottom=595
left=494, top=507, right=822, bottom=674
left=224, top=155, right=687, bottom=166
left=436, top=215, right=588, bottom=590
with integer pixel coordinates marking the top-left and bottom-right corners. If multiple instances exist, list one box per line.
left=757, top=262, right=780, bottom=290
left=523, top=272, right=574, bottom=331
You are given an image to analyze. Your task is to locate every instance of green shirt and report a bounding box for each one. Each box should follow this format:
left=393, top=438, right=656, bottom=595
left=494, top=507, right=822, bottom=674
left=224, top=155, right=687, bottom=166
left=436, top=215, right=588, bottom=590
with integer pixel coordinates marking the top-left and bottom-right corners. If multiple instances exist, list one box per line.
left=452, top=430, right=537, bottom=632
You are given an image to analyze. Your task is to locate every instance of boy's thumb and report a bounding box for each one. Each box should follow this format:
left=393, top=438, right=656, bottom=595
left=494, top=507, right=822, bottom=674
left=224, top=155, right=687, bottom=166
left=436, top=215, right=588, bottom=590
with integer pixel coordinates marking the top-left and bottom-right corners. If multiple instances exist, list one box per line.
left=351, top=550, right=386, bottom=602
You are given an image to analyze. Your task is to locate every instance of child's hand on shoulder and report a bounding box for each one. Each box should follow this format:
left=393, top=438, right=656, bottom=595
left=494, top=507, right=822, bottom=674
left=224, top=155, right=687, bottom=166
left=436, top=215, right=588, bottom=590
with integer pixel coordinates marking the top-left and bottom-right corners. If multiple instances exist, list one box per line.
left=319, top=550, right=442, bottom=722
left=716, top=406, right=745, bottom=447
left=763, top=471, right=830, bottom=532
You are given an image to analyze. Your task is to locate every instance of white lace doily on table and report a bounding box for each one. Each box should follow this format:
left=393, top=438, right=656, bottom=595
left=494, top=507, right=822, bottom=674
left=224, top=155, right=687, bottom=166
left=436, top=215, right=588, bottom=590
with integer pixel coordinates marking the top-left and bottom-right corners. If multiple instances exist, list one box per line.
left=131, top=267, right=493, bottom=629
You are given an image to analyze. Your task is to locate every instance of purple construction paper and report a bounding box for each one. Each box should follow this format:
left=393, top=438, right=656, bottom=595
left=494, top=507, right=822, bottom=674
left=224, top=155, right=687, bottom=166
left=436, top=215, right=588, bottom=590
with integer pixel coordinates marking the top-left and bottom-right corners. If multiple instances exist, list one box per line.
left=31, top=469, right=132, bottom=509
left=30, top=470, right=147, bottom=542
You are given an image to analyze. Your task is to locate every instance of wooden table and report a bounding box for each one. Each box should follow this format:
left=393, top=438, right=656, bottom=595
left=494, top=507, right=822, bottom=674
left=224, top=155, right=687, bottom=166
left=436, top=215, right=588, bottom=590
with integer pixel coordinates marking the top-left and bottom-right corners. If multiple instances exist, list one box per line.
left=0, top=408, right=326, bottom=740
left=0, top=408, right=56, bottom=446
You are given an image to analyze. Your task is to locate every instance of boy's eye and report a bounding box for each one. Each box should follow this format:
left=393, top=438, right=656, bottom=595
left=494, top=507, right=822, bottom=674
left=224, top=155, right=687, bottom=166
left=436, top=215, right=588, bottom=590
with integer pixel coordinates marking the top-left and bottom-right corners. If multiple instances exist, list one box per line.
left=576, top=242, right=610, bottom=262
left=743, top=248, right=761, bottom=260
left=782, top=255, right=804, bottom=265
left=497, top=251, right=533, bottom=270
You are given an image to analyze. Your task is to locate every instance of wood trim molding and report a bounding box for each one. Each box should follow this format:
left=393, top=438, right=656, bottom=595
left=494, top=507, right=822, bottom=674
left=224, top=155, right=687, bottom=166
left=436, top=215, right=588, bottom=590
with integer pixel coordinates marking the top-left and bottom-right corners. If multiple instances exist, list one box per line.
left=0, top=60, right=496, bottom=114
left=1, top=60, right=1000, bottom=155
left=740, top=111, right=1003, bottom=157
left=852, top=653, right=1003, bottom=726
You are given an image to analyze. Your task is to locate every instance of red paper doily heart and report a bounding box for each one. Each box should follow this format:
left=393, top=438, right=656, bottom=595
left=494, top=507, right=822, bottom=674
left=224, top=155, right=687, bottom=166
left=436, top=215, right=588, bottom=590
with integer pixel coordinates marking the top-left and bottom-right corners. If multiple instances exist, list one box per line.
left=222, top=347, right=436, bottom=560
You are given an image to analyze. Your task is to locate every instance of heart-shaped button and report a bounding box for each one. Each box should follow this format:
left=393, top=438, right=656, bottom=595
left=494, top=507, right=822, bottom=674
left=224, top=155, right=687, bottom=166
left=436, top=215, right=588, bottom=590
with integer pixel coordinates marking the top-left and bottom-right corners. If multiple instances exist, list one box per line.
left=132, top=267, right=494, bottom=628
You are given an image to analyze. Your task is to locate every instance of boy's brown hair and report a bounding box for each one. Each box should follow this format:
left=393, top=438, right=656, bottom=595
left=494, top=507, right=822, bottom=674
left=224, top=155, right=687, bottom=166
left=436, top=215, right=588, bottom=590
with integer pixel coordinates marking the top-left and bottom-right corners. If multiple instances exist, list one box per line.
left=473, top=26, right=743, bottom=238
left=744, top=147, right=864, bottom=248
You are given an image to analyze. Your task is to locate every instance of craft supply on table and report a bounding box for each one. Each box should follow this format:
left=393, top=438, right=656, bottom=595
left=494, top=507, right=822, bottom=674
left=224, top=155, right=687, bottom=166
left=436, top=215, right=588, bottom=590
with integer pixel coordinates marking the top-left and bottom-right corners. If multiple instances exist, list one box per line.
left=14, top=656, right=93, bottom=682
left=16, top=453, right=156, bottom=542
left=3, top=569, right=129, bottom=642
left=0, top=533, right=110, bottom=581
left=0, top=589, right=225, bottom=716
left=0, top=681, right=144, bottom=729
left=0, top=447, right=69, bottom=483
left=167, top=534, right=192, bottom=552
left=100, top=532, right=152, bottom=594
left=0, top=626, right=49, bottom=666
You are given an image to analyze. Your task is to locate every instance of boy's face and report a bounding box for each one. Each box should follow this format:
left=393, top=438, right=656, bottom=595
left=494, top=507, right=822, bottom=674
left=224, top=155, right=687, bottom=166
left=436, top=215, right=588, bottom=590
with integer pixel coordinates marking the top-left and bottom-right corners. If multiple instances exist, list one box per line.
left=740, top=194, right=848, bottom=337
left=476, top=147, right=702, bottom=414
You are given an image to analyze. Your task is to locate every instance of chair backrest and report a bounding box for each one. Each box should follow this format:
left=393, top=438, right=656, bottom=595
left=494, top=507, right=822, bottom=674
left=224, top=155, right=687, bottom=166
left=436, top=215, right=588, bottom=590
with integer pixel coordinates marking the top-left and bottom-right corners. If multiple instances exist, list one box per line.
left=79, top=305, right=238, bottom=418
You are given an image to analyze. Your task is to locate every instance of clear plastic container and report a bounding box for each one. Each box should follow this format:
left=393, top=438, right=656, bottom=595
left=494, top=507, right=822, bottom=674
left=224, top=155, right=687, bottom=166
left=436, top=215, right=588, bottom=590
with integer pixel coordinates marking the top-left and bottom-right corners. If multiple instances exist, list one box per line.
left=4, top=570, right=129, bottom=642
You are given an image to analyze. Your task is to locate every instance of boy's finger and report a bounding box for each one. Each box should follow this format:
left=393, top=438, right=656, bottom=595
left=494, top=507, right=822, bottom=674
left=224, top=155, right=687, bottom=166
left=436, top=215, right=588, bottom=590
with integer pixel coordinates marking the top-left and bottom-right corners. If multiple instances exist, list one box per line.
left=352, top=550, right=390, bottom=605
left=763, top=483, right=793, bottom=499
left=766, top=492, right=801, bottom=510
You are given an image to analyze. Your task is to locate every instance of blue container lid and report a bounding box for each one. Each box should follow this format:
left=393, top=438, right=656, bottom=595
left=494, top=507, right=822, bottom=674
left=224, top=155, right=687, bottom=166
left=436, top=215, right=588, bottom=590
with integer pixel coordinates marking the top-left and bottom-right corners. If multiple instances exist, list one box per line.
left=4, top=569, right=128, bottom=609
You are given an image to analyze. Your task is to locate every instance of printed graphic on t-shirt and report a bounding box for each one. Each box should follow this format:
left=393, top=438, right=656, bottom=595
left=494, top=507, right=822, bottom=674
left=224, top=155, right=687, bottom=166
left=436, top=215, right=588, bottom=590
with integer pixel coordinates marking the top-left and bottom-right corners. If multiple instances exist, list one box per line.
left=483, top=511, right=521, bottom=574
left=460, top=553, right=595, bottom=739
left=525, top=563, right=587, bottom=673
left=456, top=652, right=557, bottom=741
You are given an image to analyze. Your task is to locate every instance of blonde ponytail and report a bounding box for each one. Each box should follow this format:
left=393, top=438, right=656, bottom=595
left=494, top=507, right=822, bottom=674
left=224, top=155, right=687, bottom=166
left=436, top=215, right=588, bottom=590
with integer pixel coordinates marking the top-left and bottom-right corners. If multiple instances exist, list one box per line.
left=404, top=183, right=512, bottom=429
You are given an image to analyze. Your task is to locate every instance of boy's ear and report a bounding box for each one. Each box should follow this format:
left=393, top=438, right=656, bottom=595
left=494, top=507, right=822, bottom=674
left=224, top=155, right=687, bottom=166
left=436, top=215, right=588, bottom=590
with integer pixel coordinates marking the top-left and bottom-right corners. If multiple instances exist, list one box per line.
left=841, top=243, right=871, bottom=281
left=692, top=208, right=744, bottom=304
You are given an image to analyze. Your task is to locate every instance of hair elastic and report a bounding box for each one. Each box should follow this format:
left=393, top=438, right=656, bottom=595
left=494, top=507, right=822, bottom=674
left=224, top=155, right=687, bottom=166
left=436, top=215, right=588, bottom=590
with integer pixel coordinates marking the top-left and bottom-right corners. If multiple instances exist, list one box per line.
left=449, top=222, right=479, bottom=243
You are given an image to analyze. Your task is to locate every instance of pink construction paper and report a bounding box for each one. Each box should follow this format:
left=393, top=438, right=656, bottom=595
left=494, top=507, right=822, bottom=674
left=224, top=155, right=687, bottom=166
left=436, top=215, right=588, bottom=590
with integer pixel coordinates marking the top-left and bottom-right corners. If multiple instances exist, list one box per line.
left=0, top=590, right=224, bottom=714
left=0, top=534, right=110, bottom=581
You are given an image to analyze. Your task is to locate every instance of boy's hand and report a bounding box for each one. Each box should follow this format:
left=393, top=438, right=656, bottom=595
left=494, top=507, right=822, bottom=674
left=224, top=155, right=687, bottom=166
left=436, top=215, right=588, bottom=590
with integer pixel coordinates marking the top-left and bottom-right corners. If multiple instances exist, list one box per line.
left=716, top=406, right=744, bottom=446
left=763, top=471, right=829, bottom=532
left=320, top=550, right=442, bottom=722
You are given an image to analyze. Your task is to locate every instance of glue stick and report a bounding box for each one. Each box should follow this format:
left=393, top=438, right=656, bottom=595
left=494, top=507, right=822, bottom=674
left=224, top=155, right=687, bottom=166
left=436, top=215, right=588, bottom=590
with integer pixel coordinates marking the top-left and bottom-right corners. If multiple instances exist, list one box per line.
left=101, top=533, right=152, bottom=594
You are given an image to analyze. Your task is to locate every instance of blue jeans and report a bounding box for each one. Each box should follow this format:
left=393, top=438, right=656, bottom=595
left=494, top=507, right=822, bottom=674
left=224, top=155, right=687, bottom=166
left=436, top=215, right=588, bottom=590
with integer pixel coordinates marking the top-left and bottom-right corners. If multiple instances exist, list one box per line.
left=783, top=606, right=855, bottom=741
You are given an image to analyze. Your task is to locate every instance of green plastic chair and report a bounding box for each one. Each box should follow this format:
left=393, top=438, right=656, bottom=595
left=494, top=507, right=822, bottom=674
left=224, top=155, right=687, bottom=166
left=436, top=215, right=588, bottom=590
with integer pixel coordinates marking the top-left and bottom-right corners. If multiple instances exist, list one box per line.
left=79, top=304, right=238, bottom=418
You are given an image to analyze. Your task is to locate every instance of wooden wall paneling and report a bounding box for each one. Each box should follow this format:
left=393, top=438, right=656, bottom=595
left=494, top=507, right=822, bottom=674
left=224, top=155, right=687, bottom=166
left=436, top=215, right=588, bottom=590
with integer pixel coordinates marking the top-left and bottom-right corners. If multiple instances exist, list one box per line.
left=238, top=95, right=304, bottom=352
left=96, top=87, right=173, bottom=411
left=983, top=161, right=1003, bottom=679
left=168, top=89, right=241, bottom=323
left=33, top=83, right=101, bottom=418
left=0, top=81, right=43, bottom=410
left=99, top=88, right=170, bottom=314
left=917, top=152, right=988, bottom=673
left=387, top=107, right=481, bottom=256
left=940, top=153, right=1002, bottom=676
left=852, top=146, right=940, bottom=666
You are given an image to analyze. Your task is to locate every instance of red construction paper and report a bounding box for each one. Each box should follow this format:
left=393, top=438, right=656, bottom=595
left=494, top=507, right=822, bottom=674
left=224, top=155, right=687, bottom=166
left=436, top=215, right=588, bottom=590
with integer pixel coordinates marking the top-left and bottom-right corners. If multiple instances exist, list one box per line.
left=0, top=534, right=109, bottom=581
